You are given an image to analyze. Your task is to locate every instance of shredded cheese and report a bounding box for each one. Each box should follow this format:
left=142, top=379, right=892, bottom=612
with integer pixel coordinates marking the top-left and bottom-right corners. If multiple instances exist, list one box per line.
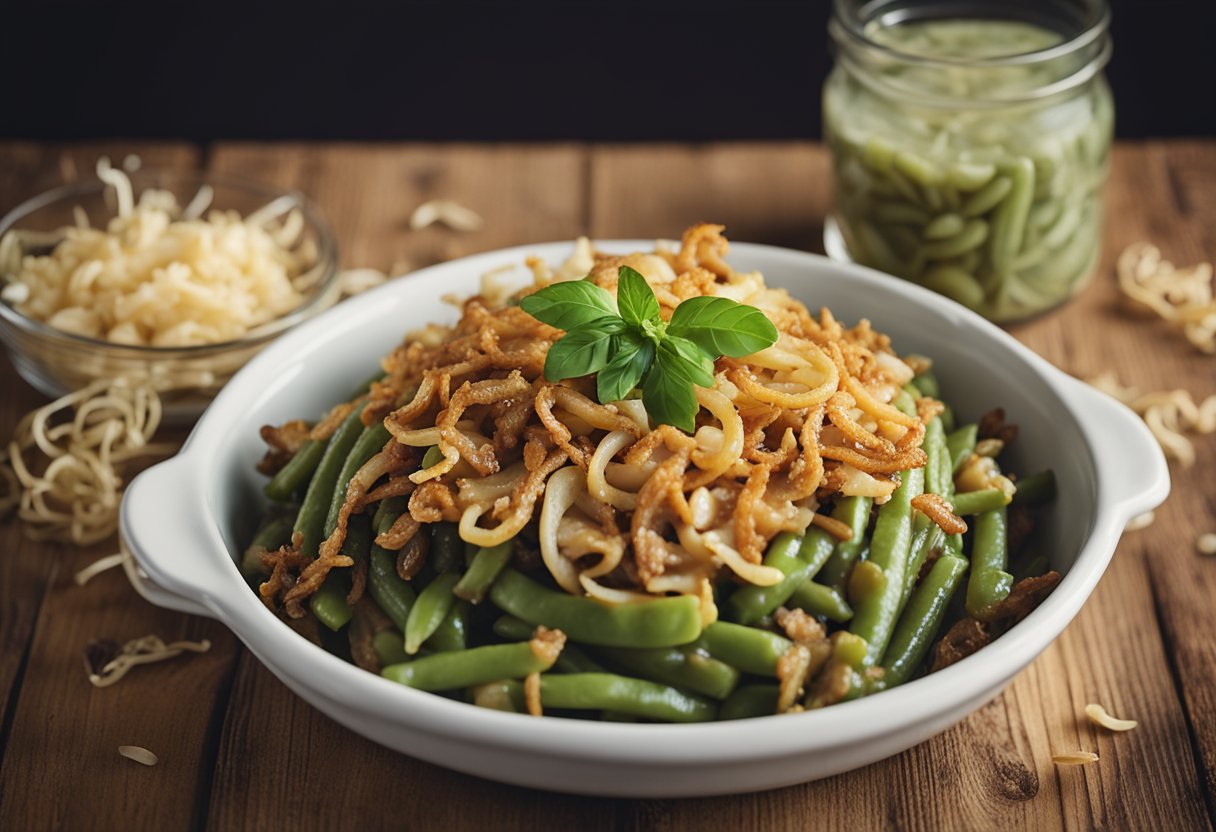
left=0, top=158, right=316, bottom=347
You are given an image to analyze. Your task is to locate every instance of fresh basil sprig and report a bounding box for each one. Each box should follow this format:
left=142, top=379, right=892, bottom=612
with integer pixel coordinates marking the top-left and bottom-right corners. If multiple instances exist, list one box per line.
left=519, top=265, right=779, bottom=432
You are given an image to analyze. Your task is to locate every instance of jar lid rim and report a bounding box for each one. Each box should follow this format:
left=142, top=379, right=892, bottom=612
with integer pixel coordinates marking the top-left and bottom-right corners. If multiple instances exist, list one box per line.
left=829, top=1, right=1111, bottom=70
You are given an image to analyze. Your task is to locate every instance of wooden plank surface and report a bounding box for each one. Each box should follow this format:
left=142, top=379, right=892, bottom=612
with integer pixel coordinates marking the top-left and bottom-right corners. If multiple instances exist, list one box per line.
left=0, top=143, right=248, bottom=832
left=200, top=143, right=602, bottom=831
left=0, top=141, right=1212, bottom=831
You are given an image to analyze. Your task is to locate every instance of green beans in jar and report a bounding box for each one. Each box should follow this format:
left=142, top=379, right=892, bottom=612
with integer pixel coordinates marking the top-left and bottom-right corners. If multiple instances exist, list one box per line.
left=823, top=1, right=1114, bottom=322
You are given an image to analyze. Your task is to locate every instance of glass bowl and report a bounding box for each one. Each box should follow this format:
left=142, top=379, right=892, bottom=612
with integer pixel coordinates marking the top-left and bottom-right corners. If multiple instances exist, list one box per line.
left=0, top=169, right=339, bottom=420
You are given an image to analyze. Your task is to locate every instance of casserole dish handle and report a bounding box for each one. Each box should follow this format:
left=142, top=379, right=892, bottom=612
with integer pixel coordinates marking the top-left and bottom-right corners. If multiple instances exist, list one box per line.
left=1060, top=376, right=1171, bottom=521
left=119, top=456, right=222, bottom=620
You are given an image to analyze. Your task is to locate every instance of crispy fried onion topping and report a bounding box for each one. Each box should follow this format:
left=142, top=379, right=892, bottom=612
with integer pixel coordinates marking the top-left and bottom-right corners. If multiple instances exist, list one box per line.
left=256, top=225, right=937, bottom=612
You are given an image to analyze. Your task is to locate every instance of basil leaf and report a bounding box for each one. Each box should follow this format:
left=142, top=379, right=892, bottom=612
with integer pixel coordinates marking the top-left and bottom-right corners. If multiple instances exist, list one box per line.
left=520, top=280, right=618, bottom=331
left=666, top=295, right=779, bottom=358
left=660, top=336, right=716, bottom=388
left=615, top=265, right=661, bottom=327
left=543, top=327, right=616, bottom=381
left=642, top=349, right=700, bottom=433
left=597, top=334, right=654, bottom=404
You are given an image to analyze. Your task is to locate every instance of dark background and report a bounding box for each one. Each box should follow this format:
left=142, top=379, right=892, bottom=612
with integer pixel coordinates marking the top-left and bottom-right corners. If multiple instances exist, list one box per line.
left=2, top=0, right=1211, bottom=142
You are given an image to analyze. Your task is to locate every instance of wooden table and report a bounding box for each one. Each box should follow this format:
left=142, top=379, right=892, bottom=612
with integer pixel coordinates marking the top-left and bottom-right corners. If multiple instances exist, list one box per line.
left=1, top=141, right=1213, bottom=831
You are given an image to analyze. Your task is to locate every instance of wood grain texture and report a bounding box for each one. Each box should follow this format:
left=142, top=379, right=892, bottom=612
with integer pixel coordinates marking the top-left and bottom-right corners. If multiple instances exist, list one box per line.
left=201, top=143, right=593, bottom=831
left=589, top=143, right=830, bottom=252
left=589, top=142, right=1214, bottom=832
left=0, top=141, right=1212, bottom=831
left=0, top=142, right=234, bottom=832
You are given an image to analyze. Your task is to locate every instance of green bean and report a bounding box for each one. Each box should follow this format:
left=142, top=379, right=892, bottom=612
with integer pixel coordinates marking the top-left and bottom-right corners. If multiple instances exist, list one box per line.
left=491, top=613, right=537, bottom=641
left=861, top=136, right=896, bottom=173
left=598, top=645, right=740, bottom=700
left=894, top=150, right=944, bottom=187
left=1012, top=469, right=1056, bottom=505
left=720, top=685, right=780, bottom=720
left=900, top=526, right=946, bottom=619
left=855, top=220, right=905, bottom=277
left=724, top=529, right=835, bottom=625
left=383, top=639, right=558, bottom=691
left=990, top=158, right=1036, bottom=271
left=264, top=439, right=326, bottom=502
left=489, top=569, right=702, bottom=648
left=323, top=423, right=391, bottom=538
left=425, top=600, right=469, bottom=652
left=850, top=465, right=924, bottom=666
left=368, top=501, right=416, bottom=631
left=491, top=615, right=605, bottom=673
left=696, top=621, right=793, bottom=677
left=946, top=423, right=978, bottom=474
left=471, top=679, right=524, bottom=713
left=538, top=673, right=717, bottom=723
left=421, top=444, right=444, bottom=469
left=787, top=580, right=854, bottom=623
left=922, top=417, right=952, bottom=498
left=453, top=541, right=512, bottom=603
left=601, top=711, right=639, bottom=723
left=882, top=554, right=969, bottom=685
left=430, top=523, right=465, bottom=574
left=909, top=370, right=940, bottom=399
left=293, top=406, right=365, bottom=558
left=951, top=488, right=1010, bottom=515
left=373, top=630, right=409, bottom=667
left=924, top=213, right=965, bottom=240
left=960, top=175, right=1013, bottom=218
left=940, top=402, right=956, bottom=433
left=920, top=218, right=988, bottom=260
left=1012, top=551, right=1051, bottom=583
left=404, top=572, right=460, bottom=655
left=966, top=508, right=1014, bottom=618
left=893, top=389, right=917, bottom=417
left=947, top=161, right=996, bottom=191
left=309, top=514, right=370, bottom=631
left=555, top=647, right=607, bottom=675
left=817, top=496, right=874, bottom=591
left=240, top=514, right=294, bottom=577
left=921, top=265, right=985, bottom=309
left=310, top=574, right=353, bottom=632
left=873, top=202, right=931, bottom=225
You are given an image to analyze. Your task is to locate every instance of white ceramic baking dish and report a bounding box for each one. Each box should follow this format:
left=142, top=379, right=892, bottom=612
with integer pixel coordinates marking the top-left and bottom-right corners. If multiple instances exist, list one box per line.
left=120, top=242, right=1169, bottom=797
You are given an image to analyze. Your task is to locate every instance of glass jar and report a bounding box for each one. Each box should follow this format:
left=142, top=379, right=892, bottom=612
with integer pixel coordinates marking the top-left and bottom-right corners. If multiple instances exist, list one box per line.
left=823, top=0, right=1113, bottom=322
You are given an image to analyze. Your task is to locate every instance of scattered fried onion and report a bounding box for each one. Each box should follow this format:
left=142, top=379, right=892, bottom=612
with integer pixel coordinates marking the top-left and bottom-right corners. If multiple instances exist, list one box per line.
left=1, top=377, right=173, bottom=545
left=911, top=493, right=968, bottom=535
left=1085, top=703, right=1137, bottom=732
left=118, top=746, right=159, bottom=766
left=256, top=226, right=936, bottom=616
left=409, top=199, right=485, bottom=232
left=1088, top=372, right=1216, bottom=468
left=74, top=552, right=126, bottom=586
left=85, top=634, right=211, bottom=687
left=524, top=672, right=543, bottom=717
left=1052, top=751, right=1099, bottom=766
left=930, top=618, right=991, bottom=673
left=1117, top=242, right=1216, bottom=353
